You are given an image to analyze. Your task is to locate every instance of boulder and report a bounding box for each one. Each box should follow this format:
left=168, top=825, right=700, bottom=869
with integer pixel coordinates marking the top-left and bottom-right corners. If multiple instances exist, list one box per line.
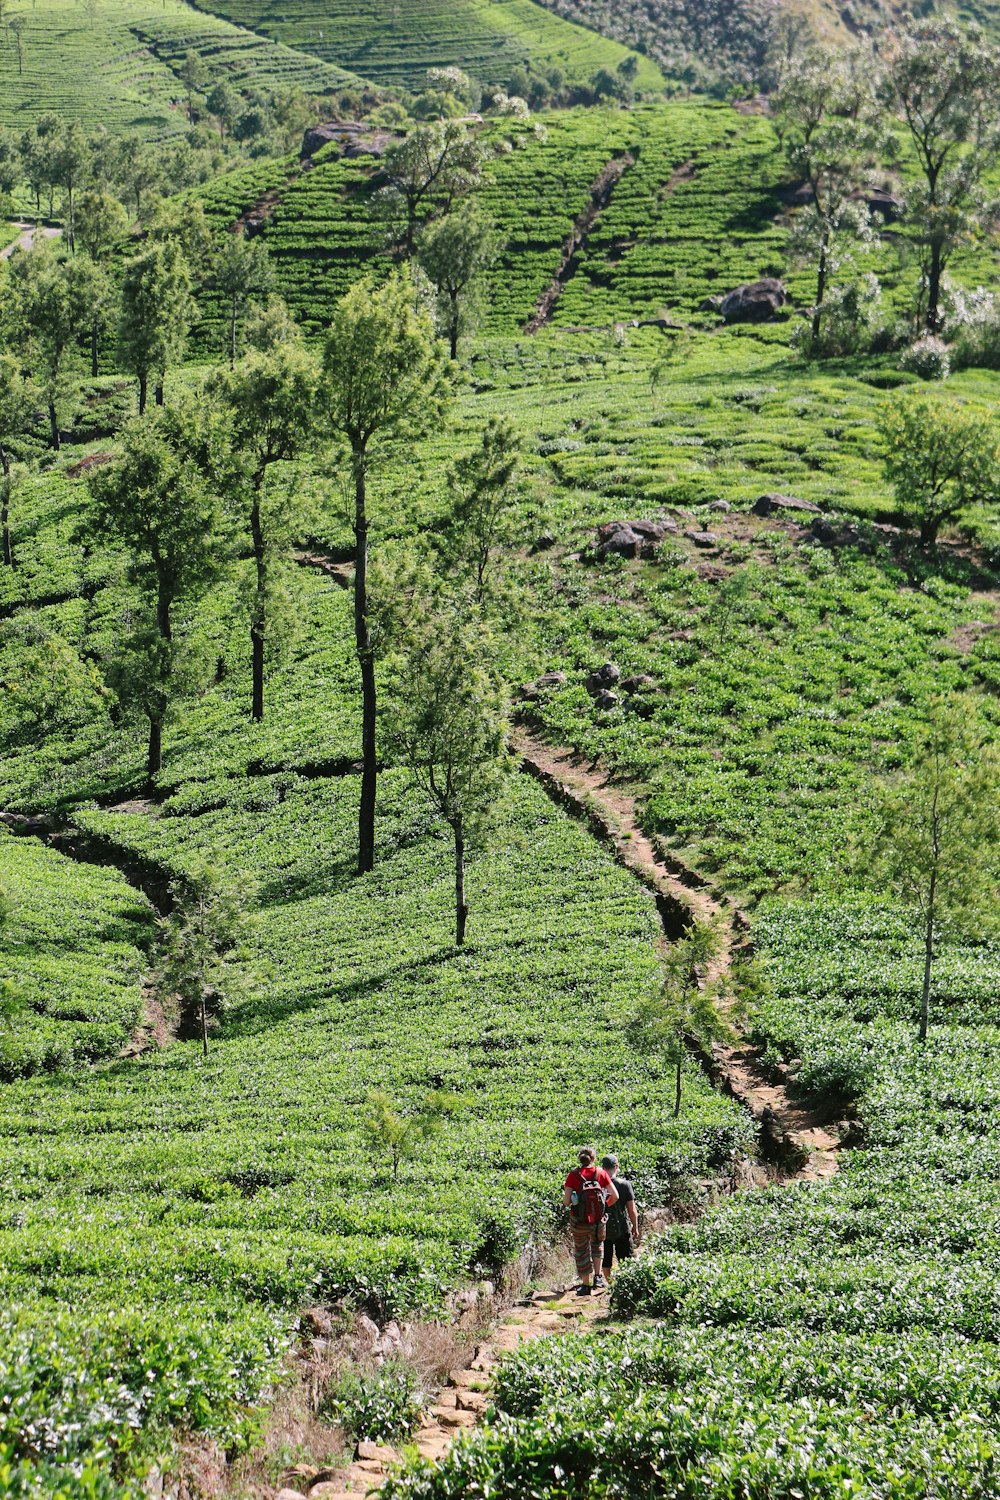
left=859, top=187, right=903, bottom=222
left=536, top=671, right=566, bottom=689
left=301, top=1306, right=334, bottom=1337
left=752, top=492, right=821, bottom=517
left=593, top=517, right=675, bottom=560
left=621, top=674, right=657, bottom=694
left=685, top=529, right=719, bottom=548
left=585, top=663, right=620, bottom=695
left=351, top=1312, right=380, bottom=1351
left=532, top=530, right=557, bottom=551
left=718, top=278, right=787, bottom=324
left=708, top=499, right=731, bottom=512
left=355, top=1441, right=400, bottom=1464
left=593, top=689, right=619, bottom=711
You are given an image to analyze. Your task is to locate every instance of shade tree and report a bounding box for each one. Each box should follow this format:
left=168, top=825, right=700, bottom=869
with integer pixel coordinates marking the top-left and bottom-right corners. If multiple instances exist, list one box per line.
left=773, top=47, right=885, bottom=348
left=213, top=343, right=321, bottom=721
left=119, top=239, right=193, bottom=414
left=7, top=239, right=91, bottom=449
left=443, top=415, right=522, bottom=597
left=88, top=405, right=223, bottom=777
left=385, top=605, right=511, bottom=947
left=879, top=394, right=1000, bottom=547
left=0, top=355, right=36, bottom=568
left=869, top=696, right=1000, bottom=1042
left=212, top=232, right=273, bottom=369
left=883, top=20, right=1000, bottom=335
left=321, top=269, right=452, bottom=874
left=377, top=121, right=483, bottom=256
left=416, top=201, right=502, bottom=358
left=155, top=864, right=248, bottom=1056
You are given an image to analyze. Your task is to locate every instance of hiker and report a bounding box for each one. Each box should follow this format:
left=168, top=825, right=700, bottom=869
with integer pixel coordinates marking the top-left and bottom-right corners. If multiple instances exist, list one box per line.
left=564, top=1145, right=618, bottom=1296
left=601, top=1154, right=639, bottom=1279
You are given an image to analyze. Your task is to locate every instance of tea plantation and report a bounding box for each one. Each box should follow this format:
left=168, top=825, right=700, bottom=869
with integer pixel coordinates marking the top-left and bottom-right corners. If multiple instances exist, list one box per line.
left=3, top=5, right=1000, bottom=1496
left=183, top=0, right=661, bottom=92
left=0, top=0, right=359, bottom=136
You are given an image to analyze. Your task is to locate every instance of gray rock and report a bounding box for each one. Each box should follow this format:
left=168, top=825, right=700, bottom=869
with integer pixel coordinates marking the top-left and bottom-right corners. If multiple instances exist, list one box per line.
left=708, top=499, right=731, bottom=512
left=752, top=492, right=821, bottom=517
left=593, top=518, right=675, bottom=560
left=719, top=278, right=787, bottom=324
left=685, top=529, right=719, bottom=548
left=621, top=673, right=657, bottom=693
left=533, top=531, right=557, bottom=551
left=593, top=689, right=619, bottom=711
left=536, top=671, right=566, bottom=689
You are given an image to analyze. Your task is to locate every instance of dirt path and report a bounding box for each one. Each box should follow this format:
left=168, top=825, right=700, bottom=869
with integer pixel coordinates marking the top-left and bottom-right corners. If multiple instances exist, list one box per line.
left=284, top=727, right=844, bottom=1495
left=0, top=222, right=61, bottom=260
left=524, top=153, right=635, bottom=334
left=514, top=723, right=843, bottom=1178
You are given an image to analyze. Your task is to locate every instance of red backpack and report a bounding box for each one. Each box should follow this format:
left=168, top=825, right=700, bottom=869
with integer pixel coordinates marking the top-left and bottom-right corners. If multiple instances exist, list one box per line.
left=573, top=1167, right=608, bottom=1226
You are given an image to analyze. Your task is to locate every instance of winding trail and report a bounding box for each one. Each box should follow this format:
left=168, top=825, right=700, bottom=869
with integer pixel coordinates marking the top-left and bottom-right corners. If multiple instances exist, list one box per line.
left=0, top=222, right=61, bottom=260
left=285, top=725, right=845, bottom=1497
left=513, top=723, right=842, bottom=1180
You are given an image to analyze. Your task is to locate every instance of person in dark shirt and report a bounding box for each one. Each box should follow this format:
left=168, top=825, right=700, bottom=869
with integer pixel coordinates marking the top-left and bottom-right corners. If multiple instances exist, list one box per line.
left=601, top=1154, right=638, bottom=1278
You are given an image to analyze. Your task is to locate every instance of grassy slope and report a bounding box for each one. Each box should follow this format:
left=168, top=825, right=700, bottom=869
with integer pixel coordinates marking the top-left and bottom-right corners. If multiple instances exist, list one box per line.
left=0, top=0, right=360, bottom=136
left=3, top=90, right=1000, bottom=1497
left=186, top=0, right=662, bottom=90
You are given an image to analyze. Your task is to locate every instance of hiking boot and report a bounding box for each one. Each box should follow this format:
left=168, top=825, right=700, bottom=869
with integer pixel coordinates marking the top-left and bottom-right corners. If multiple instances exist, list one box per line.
left=575, top=1283, right=592, bottom=1297
left=592, top=1275, right=608, bottom=1291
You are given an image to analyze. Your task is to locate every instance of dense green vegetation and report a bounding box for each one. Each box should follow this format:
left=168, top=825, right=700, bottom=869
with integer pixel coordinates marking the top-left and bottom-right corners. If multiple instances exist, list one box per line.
left=393, top=897, right=1000, bottom=1495
left=3, top=7, right=1000, bottom=1497
left=0, top=0, right=359, bottom=137
left=185, top=0, right=661, bottom=93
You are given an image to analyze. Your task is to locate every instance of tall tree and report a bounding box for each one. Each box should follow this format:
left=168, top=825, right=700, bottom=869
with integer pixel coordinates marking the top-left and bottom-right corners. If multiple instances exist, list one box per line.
left=88, top=406, right=222, bottom=776
left=773, top=47, right=884, bottom=345
left=870, top=697, right=1000, bottom=1042
left=213, top=232, right=273, bottom=369
left=9, top=14, right=28, bottom=76
left=76, top=190, right=129, bottom=375
left=321, top=269, right=452, bottom=874
left=119, top=240, right=193, bottom=413
left=385, top=607, right=510, bottom=946
left=879, top=394, right=1000, bottom=547
left=416, top=201, right=501, bottom=358
left=0, top=355, right=36, bottom=567
left=8, top=240, right=89, bottom=449
left=180, top=47, right=206, bottom=122
left=883, top=20, right=1000, bottom=334
left=53, top=121, right=88, bottom=254
left=377, top=121, right=482, bottom=256
left=213, top=344, right=320, bottom=721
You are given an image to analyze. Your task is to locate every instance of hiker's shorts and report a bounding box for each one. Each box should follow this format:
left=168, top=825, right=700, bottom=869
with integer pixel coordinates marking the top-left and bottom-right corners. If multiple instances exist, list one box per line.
left=572, top=1220, right=605, bottom=1277
left=603, top=1228, right=635, bottom=1273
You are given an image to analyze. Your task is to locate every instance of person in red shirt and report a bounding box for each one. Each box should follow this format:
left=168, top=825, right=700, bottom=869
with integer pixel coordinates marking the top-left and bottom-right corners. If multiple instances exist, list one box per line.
left=563, top=1145, right=618, bottom=1296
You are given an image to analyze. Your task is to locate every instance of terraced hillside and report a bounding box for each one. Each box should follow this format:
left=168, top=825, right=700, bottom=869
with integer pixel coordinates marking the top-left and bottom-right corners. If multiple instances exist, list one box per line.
left=186, top=0, right=662, bottom=91
left=0, top=0, right=360, bottom=135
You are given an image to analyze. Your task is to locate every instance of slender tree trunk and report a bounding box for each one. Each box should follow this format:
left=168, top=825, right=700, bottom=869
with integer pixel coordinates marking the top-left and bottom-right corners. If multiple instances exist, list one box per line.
left=148, top=715, right=162, bottom=777
left=47, top=401, right=59, bottom=451
left=250, top=493, right=265, bottom=722
left=811, top=231, right=828, bottom=343
left=920, top=866, right=937, bottom=1044
left=674, top=1050, right=682, bottom=1118
left=0, top=444, right=12, bottom=568
left=138, top=371, right=148, bottom=416
left=454, top=815, right=467, bottom=946
left=154, top=380, right=164, bottom=407
left=927, top=239, right=943, bottom=335
left=91, top=313, right=99, bottom=378
left=230, top=296, right=238, bottom=369
left=148, top=575, right=172, bottom=779
left=353, top=449, right=377, bottom=874
left=449, top=290, right=460, bottom=360
left=201, top=994, right=209, bottom=1056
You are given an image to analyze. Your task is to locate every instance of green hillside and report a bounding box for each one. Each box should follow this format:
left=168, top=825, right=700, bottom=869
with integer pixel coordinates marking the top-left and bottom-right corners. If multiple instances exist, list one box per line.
left=0, top=0, right=360, bottom=135
left=186, top=0, right=662, bottom=91
left=4, top=5, right=1000, bottom=1496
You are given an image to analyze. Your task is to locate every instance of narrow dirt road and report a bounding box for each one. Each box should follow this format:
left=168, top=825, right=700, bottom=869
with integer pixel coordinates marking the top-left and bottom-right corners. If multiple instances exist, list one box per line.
left=514, top=723, right=843, bottom=1179
left=0, top=222, right=61, bottom=260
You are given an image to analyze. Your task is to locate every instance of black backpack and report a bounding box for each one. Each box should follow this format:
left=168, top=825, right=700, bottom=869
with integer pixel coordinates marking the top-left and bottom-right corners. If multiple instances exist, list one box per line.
left=606, top=1179, right=630, bottom=1237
